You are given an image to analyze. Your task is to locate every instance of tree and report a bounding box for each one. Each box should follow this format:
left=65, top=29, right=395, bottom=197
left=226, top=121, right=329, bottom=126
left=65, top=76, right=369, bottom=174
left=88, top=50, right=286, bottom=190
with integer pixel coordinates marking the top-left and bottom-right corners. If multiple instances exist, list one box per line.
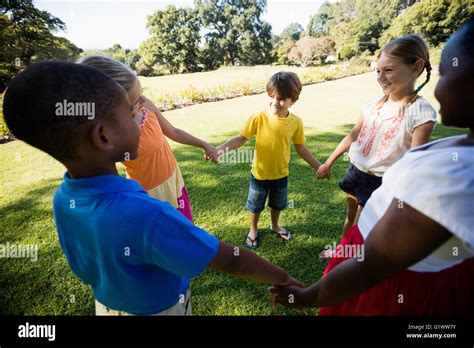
left=105, top=44, right=128, bottom=64
left=195, top=0, right=273, bottom=67
left=136, top=36, right=166, bottom=76
left=380, top=0, right=474, bottom=47
left=280, top=23, right=304, bottom=43
left=305, top=1, right=333, bottom=38
left=144, top=5, right=201, bottom=73
left=330, top=21, right=358, bottom=59
left=352, top=0, right=408, bottom=53
left=1, top=0, right=81, bottom=91
left=287, top=36, right=335, bottom=66
left=124, top=50, right=140, bottom=72
left=275, top=41, right=296, bottom=65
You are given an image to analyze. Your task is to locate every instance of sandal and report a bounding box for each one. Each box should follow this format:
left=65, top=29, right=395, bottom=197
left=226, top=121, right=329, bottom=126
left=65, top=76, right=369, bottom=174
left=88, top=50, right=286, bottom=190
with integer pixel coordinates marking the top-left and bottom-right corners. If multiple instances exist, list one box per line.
left=268, top=226, right=293, bottom=241
left=244, top=232, right=259, bottom=249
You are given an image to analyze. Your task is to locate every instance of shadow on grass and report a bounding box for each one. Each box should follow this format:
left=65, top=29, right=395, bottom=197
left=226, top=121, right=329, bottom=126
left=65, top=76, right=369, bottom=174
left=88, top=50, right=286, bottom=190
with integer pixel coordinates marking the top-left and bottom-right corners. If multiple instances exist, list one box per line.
left=0, top=177, right=96, bottom=315
left=0, top=178, right=62, bottom=243
left=0, top=123, right=467, bottom=315
left=174, top=123, right=468, bottom=314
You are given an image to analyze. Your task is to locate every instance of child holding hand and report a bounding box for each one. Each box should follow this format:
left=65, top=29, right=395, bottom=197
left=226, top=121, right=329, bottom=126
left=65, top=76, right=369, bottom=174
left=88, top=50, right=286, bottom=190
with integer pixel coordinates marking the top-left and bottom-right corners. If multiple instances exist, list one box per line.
left=3, top=61, right=304, bottom=316
left=78, top=56, right=219, bottom=223
left=269, top=20, right=474, bottom=315
left=316, top=34, right=437, bottom=256
left=217, top=72, right=323, bottom=249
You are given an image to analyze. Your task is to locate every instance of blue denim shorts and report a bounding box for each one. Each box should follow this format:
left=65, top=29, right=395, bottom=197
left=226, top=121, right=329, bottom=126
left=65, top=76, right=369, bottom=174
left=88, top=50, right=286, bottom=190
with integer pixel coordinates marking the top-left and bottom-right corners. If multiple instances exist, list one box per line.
left=245, top=174, right=288, bottom=213
left=338, top=163, right=382, bottom=207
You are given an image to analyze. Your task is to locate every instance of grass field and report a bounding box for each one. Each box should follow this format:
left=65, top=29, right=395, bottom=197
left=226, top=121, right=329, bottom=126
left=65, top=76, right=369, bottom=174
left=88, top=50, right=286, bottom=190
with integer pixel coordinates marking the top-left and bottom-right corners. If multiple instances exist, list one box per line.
left=139, top=65, right=329, bottom=97
left=138, top=64, right=369, bottom=109
left=0, top=70, right=467, bottom=315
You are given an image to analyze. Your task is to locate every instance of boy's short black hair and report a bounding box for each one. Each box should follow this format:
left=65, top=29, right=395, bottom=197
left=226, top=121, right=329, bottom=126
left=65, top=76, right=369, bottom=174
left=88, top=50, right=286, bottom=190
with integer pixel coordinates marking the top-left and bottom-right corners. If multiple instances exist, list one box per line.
left=457, top=15, right=474, bottom=69
left=266, top=71, right=302, bottom=102
left=2, top=61, right=126, bottom=161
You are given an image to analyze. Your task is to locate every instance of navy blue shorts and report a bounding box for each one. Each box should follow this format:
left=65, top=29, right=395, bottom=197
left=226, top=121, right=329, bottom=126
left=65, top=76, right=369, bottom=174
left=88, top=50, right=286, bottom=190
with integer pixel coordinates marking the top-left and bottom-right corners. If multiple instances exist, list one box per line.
left=339, top=164, right=382, bottom=207
left=246, top=174, right=288, bottom=213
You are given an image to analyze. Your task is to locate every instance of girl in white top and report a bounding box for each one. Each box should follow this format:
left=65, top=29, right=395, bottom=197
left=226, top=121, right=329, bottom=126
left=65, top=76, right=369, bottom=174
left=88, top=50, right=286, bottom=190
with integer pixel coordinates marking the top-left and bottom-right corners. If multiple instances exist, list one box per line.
left=316, top=35, right=437, bottom=248
left=269, top=17, right=474, bottom=315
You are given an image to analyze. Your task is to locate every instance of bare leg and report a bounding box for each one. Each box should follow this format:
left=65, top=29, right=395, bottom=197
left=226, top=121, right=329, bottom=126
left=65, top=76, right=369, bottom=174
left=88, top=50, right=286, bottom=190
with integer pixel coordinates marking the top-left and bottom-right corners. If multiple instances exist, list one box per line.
left=320, top=194, right=358, bottom=259
left=341, top=194, right=358, bottom=237
left=353, top=205, right=364, bottom=227
left=270, top=208, right=291, bottom=240
left=246, top=212, right=261, bottom=246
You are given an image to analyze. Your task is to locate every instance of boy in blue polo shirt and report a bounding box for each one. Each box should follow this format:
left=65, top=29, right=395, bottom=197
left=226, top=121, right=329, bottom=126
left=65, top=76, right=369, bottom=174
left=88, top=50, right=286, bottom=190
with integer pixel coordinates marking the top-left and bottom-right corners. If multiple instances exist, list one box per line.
left=3, top=62, right=303, bottom=315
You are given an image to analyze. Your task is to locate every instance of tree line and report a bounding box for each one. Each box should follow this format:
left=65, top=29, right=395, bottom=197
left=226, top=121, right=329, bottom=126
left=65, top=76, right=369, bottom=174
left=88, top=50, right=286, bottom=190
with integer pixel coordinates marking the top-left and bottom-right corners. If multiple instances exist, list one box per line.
left=1, top=0, right=472, bottom=91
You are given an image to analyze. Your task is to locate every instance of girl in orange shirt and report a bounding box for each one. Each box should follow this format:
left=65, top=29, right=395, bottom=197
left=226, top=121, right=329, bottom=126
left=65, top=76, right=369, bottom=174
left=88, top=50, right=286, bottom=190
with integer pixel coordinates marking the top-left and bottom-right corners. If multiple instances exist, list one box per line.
left=78, top=56, right=218, bottom=222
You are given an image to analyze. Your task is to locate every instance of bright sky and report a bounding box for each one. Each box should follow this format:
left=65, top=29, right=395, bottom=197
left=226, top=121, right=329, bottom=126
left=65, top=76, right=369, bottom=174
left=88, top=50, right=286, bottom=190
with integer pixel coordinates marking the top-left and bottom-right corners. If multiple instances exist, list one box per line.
left=35, top=0, right=328, bottom=50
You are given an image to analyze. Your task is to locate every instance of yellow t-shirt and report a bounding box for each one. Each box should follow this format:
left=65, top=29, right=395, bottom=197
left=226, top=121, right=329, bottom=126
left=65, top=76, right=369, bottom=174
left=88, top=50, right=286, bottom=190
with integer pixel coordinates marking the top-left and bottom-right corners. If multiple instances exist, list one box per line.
left=240, top=110, right=305, bottom=180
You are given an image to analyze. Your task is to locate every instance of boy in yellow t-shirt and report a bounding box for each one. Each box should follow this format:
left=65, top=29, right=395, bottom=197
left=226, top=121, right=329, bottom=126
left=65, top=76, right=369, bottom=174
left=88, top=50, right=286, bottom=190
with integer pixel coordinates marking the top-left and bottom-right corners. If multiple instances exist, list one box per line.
left=216, top=72, right=324, bottom=249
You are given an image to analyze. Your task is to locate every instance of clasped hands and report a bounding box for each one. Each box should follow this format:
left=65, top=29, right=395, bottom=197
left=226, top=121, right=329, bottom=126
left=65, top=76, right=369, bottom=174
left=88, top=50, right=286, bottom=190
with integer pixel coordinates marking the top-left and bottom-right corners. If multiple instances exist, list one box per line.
left=268, top=277, right=311, bottom=313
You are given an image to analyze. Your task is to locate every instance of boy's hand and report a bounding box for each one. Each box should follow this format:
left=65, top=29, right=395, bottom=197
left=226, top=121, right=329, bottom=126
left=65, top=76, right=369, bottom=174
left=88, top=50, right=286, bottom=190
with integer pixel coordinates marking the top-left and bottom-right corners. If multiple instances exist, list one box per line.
left=268, top=285, right=310, bottom=311
left=203, top=144, right=219, bottom=163
left=214, top=144, right=229, bottom=163
left=315, top=163, right=331, bottom=180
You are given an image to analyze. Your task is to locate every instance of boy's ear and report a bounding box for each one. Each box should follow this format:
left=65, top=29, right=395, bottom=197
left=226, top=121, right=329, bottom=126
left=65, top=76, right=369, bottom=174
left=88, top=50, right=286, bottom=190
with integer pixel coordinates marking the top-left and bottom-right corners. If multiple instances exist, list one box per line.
left=90, top=122, right=114, bottom=152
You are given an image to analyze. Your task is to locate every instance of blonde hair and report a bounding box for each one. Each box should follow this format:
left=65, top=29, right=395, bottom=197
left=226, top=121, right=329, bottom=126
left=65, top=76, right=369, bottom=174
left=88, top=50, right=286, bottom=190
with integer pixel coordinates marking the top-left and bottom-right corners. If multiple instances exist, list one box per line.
left=376, top=35, right=431, bottom=114
left=76, top=55, right=136, bottom=93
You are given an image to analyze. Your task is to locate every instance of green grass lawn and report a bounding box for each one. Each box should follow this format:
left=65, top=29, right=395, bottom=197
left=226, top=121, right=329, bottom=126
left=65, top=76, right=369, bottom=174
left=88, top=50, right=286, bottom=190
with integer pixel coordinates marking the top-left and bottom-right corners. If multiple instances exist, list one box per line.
left=139, top=65, right=329, bottom=98
left=0, top=71, right=468, bottom=315
left=138, top=64, right=369, bottom=108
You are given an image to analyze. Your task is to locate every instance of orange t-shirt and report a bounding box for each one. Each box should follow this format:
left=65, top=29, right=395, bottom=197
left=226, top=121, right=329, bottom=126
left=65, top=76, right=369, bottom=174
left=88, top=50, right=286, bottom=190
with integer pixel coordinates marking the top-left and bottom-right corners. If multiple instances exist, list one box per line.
left=122, top=108, right=177, bottom=190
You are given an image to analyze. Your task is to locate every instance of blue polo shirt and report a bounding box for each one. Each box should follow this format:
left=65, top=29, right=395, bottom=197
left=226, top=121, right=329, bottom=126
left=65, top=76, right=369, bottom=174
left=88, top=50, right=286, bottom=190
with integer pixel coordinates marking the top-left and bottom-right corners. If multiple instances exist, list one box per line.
left=53, top=172, right=219, bottom=315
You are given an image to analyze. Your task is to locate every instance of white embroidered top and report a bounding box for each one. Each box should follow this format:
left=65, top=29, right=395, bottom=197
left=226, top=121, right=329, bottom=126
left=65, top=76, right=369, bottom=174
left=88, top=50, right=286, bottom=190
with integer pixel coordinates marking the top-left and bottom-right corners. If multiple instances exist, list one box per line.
left=348, top=96, right=437, bottom=177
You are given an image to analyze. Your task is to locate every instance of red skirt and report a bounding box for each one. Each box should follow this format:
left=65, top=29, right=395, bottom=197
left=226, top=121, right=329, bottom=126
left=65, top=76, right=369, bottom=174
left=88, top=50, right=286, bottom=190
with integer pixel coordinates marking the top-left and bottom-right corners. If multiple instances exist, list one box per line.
left=318, top=225, right=474, bottom=316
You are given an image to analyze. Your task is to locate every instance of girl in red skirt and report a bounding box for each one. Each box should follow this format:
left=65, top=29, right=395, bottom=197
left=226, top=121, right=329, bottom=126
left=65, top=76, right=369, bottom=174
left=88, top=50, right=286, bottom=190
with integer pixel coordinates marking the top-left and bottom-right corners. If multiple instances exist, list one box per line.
left=269, top=17, right=474, bottom=316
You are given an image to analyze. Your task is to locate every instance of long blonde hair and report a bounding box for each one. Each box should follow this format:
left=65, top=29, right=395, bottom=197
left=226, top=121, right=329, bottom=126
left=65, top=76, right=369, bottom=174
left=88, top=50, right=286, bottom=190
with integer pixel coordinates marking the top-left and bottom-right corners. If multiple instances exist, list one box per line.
left=376, top=35, right=431, bottom=115
left=76, top=55, right=136, bottom=93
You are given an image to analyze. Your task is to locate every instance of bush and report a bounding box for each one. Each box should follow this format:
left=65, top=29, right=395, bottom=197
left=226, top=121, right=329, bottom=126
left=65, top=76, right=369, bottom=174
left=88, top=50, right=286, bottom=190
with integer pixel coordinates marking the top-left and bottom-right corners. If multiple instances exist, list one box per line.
left=0, top=94, right=9, bottom=136
left=349, top=51, right=374, bottom=68
left=144, top=64, right=371, bottom=112
left=429, top=45, right=443, bottom=65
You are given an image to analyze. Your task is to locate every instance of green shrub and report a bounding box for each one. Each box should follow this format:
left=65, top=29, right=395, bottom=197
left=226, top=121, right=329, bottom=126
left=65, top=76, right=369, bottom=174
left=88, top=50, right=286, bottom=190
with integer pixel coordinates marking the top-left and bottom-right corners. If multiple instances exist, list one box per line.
left=0, top=94, right=9, bottom=136
left=146, top=63, right=371, bottom=111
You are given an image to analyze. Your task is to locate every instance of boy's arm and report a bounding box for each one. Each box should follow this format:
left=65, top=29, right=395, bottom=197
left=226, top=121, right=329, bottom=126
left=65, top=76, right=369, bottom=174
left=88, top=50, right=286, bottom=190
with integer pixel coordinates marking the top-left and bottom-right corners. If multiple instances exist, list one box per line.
left=143, top=98, right=218, bottom=162
left=294, top=144, right=322, bottom=170
left=216, top=135, right=248, bottom=152
left=208, top=241, right=304, bottom=287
